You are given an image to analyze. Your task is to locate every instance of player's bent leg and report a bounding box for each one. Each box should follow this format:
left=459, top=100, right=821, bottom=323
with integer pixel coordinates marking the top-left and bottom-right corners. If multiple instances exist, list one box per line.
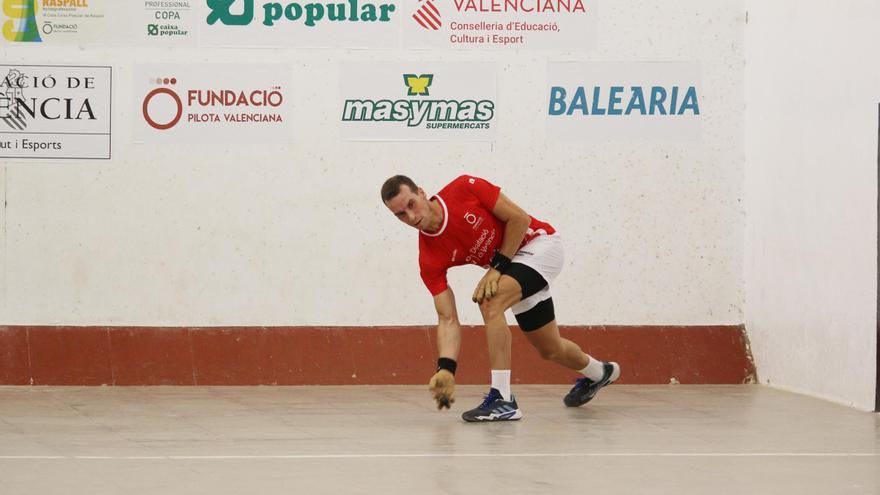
left=477, top=274, right=522, bottom=321
left=477, top=274, right=520, bottom=371
left=521, top=316, right=589, bottom=371
left=462, top=275, right=525, bottom=422
left=517, top=302, right=620, bottom=407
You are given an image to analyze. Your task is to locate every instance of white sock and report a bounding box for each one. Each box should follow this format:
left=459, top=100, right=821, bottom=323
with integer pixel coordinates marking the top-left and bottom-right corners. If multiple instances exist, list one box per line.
left=491, top=370, right=512, bottom=401
left=579, top=356, right=605, bottom=381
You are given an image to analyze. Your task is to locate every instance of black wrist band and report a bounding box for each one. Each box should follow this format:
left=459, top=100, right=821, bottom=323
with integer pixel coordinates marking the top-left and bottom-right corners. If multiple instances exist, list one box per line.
left=437, top=357, right=457, bottom=375
left=490, top=252, right=512, bottom=272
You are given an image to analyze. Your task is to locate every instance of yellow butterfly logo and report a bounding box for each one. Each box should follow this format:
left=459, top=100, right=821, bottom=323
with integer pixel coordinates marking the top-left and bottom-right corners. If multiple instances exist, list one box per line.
left=403, top=74, right=434, bottom=96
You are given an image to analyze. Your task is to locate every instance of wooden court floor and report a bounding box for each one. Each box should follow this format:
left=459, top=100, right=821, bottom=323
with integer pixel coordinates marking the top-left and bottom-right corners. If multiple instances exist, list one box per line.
left=0, top=385, right=877, bottom=494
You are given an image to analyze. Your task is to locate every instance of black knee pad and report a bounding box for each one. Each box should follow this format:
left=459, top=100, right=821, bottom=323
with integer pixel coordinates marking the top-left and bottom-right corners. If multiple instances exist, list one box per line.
left=514, top=297, right=555, bottom=332
left=504, top=262, right=547, bottom=300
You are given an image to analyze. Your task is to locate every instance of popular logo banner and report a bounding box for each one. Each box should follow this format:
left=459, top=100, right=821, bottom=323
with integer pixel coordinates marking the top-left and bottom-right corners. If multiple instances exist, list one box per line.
left=0, top=64, right=111, bottom=159
left=135, top=63, right=292, bottom=143
left=199, top=0, right=400, bottom=48
left=1, top=0, right=112, bottom=45
left=402, top=0, right=596, bottom=50
left=340, top=62, right=496, bottom=141
left=135, top=0, right=197, bottom=45
left=546, top=62, right=702, bottom=141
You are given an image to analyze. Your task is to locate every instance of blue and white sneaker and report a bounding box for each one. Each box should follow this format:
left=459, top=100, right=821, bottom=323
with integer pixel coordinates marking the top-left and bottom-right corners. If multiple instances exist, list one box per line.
left=563, top=361, right=621, bottom=407
left=461, top=388, right=523, bottom=422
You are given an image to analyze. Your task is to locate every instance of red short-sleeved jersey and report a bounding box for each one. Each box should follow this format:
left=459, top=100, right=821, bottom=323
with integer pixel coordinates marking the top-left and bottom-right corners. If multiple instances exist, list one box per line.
left=418, top=175, right=556, bottom=295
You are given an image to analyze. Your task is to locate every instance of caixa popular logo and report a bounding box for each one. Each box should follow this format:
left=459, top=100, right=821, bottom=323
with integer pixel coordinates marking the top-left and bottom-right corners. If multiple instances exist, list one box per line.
left=342, top=74, right=494, bottom=130
left=205, top=0, right=396, bottom=28
left=141, top=76, right=285, bottom=131
left=548, top=85, right=700, bottom=116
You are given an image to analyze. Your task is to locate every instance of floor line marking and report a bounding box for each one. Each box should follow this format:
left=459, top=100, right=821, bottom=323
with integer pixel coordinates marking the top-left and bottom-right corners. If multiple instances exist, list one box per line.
left=0, top=453, right=876, bottom=460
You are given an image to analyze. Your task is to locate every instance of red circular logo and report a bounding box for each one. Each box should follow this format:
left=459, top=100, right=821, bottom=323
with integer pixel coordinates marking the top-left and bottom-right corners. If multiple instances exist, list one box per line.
left=142, top=87, right=183, bottom=130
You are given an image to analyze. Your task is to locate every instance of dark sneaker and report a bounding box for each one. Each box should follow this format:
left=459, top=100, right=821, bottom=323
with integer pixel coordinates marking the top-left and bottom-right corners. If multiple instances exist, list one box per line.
left=461, top=388, right=523, bottom=422
left=564, top=361, right=621, bottom=407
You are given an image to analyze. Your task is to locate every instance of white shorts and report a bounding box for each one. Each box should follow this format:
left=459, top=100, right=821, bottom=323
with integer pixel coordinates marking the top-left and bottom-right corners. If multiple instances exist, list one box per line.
left=509, top=233, right=564, bottom=315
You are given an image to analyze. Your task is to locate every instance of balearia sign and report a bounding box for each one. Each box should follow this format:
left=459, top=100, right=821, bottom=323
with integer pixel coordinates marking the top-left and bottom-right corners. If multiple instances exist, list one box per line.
left=546, top=62, right=703, bottom=141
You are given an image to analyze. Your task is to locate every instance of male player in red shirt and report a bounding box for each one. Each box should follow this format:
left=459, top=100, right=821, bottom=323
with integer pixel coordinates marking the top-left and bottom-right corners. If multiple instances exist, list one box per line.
left=382, top=174, right=620, bottom=422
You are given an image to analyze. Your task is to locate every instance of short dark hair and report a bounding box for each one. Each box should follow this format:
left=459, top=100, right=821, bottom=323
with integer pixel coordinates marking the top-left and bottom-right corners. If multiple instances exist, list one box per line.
left=381, top=175, right=418, bottom=203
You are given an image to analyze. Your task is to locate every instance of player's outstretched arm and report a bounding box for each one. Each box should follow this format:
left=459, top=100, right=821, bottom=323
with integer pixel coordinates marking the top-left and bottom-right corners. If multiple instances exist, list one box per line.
left=429, top=288, right=461, bottom=409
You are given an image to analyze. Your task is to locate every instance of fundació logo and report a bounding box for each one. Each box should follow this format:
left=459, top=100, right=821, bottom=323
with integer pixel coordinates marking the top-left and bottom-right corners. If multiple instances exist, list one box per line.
left=142, top=76, right=286, bottom=131
left=2, top=0, right=42, bottom=42
left=342, top=73, right=494, bottom=130
left=412, top=0, right=441, bottom=30
left=142, top=77, right=183, bottom=130
left=205, top=0, right=396, bottom=28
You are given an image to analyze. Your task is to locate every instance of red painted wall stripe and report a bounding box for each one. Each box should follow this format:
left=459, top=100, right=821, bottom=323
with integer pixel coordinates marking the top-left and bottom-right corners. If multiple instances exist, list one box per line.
left=0, top=326, right=755, bottom=386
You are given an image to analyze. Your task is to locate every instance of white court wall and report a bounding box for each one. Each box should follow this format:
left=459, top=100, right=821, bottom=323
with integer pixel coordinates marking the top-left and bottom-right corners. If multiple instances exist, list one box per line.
left=0, top=1, right=745, bottom=327
left=744, top=1, right=878, bottom=410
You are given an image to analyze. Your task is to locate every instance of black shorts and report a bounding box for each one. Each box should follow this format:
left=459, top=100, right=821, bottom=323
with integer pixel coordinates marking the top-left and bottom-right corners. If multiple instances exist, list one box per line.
left=505, top=262, right=555, bottom=332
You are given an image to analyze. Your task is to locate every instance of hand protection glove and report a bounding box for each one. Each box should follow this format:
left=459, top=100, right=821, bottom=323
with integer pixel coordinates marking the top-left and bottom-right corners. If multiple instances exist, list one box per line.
left=472, top=268, right=502, bottom=303
left=428, top=369, right=456, bottom=410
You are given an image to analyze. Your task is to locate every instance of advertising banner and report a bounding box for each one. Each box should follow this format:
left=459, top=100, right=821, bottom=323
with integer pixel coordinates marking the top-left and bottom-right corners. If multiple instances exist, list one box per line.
left=340, top=61, right=496, bottom=141
left=135, top=63, right=292, bottom=143
left=0, top=64, right=112, bottom=159
left=132, top=0, right=197, bottom=46
left=198, top=0, right=401, bottom=48
left=401, top=0, right=596, bottom=50
left=546, top=62, right=702, bottom=141
left=1, top=0, right=113, bottom=45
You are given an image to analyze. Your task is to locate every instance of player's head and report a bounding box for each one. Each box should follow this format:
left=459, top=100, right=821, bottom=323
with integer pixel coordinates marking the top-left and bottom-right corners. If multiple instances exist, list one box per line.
left=381, top=175, right=431, bottom=229
left=381, top=175, right=418, bottom=202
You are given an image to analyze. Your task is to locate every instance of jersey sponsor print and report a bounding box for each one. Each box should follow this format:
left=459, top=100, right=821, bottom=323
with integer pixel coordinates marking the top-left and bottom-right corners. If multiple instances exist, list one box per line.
left=418, top=175, right=554, bottom=295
